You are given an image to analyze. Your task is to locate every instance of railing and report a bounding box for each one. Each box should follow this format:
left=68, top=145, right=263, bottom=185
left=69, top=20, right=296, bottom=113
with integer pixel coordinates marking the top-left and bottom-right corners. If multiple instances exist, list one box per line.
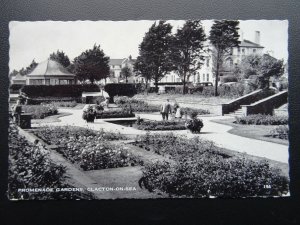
left=221, top=89, right=275, bottom=115
left=242, top=90, right=288, bottom=115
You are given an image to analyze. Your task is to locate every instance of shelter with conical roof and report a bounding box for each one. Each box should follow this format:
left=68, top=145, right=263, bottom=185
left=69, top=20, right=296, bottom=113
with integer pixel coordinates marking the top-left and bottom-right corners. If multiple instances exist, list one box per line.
left=26, top=59, right=76, bottom=85
left=11, top=73, right=27, bottom=85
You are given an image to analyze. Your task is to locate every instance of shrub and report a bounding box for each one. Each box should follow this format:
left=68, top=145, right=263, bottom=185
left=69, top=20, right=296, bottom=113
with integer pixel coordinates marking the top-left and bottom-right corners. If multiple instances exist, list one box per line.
left=185, top=112, right=204, bottom=133
left=33, top=126, right=140, bottom=171
left=51, top=101, right=77, bottom=108
left=26, top=97, right=81, bottom=105
left=96, top=110, right=135, bottom=119
left=136, top=120, right=186, bottom=131
left=114, top=96, right=160, bottom=112
left=220, top=75, right=238, bottom=83
left=269, top=125, right=289, bottom=139
left=21, top=84, right=100, bottom=98
left=104, top=83, right=137, bottom=102
left=8, top=123, right=68, bottom=200
left=235, top=114, right=288, bottom=125
left=22, top=104, right=58, bottom=119
left=10, top=84, right=25, bottom=93
left=180, top=107, right=210, bottom=116
left=141, top=155, right=289, bottom=198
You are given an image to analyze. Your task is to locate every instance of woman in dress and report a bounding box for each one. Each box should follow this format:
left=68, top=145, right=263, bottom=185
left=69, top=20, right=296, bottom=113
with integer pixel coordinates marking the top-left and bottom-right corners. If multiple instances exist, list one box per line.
left=173, top=101, right=182, bottom=121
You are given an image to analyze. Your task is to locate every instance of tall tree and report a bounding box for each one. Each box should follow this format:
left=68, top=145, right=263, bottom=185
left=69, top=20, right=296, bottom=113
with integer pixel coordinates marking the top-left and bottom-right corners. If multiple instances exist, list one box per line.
left=209, top=20, right=240, bottom=96
left=73, top=44, right=110, bottom=84
left=134, top=55, right=155, bottom=94
left=120, top=65, right=132, bottom=83
left=18, top=59, right=38, bottom=75
left=137, top=21, right=174, bottom=92
left=171, top=20, right=206, bottom=94
left=49, top=50, right=71, bottom=68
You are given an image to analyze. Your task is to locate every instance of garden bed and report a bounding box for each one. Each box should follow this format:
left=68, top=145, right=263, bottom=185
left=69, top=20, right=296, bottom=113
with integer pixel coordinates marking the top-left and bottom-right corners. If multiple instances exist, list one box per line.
left=96, top=110, right=135, bottom=119
left=32, top=126, right=142, bottom=171
left=134, top=133, right=289, bottom=198
left=22, top=104, right=58, bottom=119
left=235, top=114, right=288, bottom=125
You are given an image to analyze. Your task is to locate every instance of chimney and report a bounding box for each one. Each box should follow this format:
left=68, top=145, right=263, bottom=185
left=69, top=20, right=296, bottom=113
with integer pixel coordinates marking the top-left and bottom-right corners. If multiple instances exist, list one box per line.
left=255, top=31, right=260, bottom=45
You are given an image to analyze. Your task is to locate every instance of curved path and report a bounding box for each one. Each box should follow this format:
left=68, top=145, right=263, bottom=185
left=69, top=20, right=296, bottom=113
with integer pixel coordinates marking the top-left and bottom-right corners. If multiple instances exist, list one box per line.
left=33, top=108, right=288, bottom=163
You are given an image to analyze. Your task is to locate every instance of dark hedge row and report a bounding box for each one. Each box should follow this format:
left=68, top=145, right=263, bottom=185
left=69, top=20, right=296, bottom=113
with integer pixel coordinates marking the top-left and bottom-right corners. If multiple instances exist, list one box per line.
left=235, top=114, right=288, bottom=125
left=21, top=84, right=100, bottom=98
left=104, top=84, right=137, bottom=102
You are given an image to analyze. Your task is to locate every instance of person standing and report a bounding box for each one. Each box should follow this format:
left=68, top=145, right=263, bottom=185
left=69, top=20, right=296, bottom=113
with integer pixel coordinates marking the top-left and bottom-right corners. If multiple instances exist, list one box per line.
left=161, top=99, right=172, bottom=120
left=174, top=101, right=182, bottom=121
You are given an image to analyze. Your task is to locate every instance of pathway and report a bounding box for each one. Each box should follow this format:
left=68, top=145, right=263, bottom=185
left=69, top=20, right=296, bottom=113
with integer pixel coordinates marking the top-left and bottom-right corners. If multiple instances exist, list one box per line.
left=33, top=107, right=289, bottom=163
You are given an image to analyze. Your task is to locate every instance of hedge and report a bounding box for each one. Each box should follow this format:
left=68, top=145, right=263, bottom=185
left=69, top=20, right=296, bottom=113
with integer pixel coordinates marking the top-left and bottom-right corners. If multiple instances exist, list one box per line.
left=21, top=84, right=100, bottom=98
left=235, top=114, right=288, bottom=125
left=104, top=84, right=137, bottom=102
left=10, top=84, right=25, bottom=93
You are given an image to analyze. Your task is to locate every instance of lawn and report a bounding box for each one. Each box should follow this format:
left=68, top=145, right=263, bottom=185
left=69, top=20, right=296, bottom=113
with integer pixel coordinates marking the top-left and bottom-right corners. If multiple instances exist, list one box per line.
left=211, top=118, right=289, bottom=146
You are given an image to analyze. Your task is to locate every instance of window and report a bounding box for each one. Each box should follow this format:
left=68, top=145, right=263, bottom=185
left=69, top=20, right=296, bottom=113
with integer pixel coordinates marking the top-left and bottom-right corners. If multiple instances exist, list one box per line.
left=197, top=74, right=200, bottom=83
left=238, top=47, right=240, bottom=53
left=203, top=74, right=205, bottom=82
left=207, top=74, right=209, bottom=82
left=230, top=59, right=233, bottom=67
left=59, top=79, right=73, bottom=85
left=45, top=79, right=50, bottom=85
left=230, top=48, right=233, bottom=55
left=206, top=59, right=210, bottom=67
left=29, top=79, right=43, bottom=85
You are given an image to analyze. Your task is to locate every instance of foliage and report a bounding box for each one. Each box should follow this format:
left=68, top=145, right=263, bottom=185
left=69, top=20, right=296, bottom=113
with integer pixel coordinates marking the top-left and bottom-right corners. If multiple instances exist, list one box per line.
left=209, top=20, right=240, bottom=96
left=134, top=56, right=153, bottom=92
left=114, top=96, right=160, bottom=112
left=120, top=65, right=132, bottom=83
left=16, top=59, right=38, bottom=76
left=21, top=84, right=100, bottom=98
left=170, top=20, right=206, bottom=94
left=33, top=126, right=140, bottom=171
left=185, top=111, right=204, bottom=133
left=238, top=54, right=285, bottom=88
left=269, top=125, right=289, bottom=140
left=137, top=21, right=174, bottom=92
left=82, top=105, right=96, bottom=122
left=96, top=110, right=135, bottom=119
left=136, top=133, right=288, bottom=197
left=9, top=84, right=25, bottom=94
left=49, top=50, right=71, bottom=68
left=22, top=104, right=58, bottom=119
left=104, top=84, right=137, bottom=102
left=73, top=44, right=110, bottom=83
left=220, top=75, right=238, bottom=83
left=136, top=120, right=186, bottom=131
left=235, top=114, right=288, bottom=125
left=50, top=101, right=77, bottom=108
left=180, top=107, right=210, bottom=116
left=8, top=123, right=68, bottom=200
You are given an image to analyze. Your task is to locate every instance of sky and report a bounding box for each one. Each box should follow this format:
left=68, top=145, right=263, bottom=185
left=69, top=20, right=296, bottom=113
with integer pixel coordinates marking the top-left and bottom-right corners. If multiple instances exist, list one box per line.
left=9, top=20, right=288, bottom=72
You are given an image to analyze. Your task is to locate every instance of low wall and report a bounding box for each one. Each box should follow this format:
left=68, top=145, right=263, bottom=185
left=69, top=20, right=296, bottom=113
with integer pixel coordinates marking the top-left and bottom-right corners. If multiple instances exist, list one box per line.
left=221, top=89, right=275, bottom=115
left=242, top=91, right=288, bottom=115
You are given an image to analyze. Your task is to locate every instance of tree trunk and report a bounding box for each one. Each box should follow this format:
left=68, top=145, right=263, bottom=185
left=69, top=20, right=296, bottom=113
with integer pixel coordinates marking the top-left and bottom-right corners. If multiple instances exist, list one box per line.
left=183, top=71, right=186, bottom=95
left=145, top=78, right=149, bottom=95
left=155, top=78, right=158, bottom=93
left=214, top=53, right=220, bottom=96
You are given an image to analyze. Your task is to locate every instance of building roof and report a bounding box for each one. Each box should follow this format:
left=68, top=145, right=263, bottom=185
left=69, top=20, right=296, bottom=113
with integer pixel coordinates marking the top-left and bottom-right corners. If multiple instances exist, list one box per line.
left=108, top=59, right=125, bottom=65
left=27, top=59, right=75, bottom=76
left=239, top=39, right=264, bottom=48
left=12, top=73, right=26, bottom=80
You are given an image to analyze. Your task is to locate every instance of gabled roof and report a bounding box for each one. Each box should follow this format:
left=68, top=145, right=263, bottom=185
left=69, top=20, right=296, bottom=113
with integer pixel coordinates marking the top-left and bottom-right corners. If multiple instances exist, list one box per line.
left=108, top=59, right=125, bottom=65
left=12, top=73, right=26, bottom=80
left=27, top=59, right=75, bottom=76
left=239, top=39, right=264, bottom=48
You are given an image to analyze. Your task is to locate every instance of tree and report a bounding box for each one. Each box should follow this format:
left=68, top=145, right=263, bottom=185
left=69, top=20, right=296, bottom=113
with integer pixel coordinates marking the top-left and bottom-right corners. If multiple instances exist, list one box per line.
left=171, top=20, right=206, bottom=94
left=49, top=50, right=71, bottom=68
left=137, top=21, right=174, bottom=92
left=209, top=20, right=240, bottom=96
left=134, top=55, right=155, bottom=94
left=239, top=54, right=284, bottom=89
left=18, top=59, right=38, bottom=75
left=120, top=65, right=132, bottom=83
left=9, top=69, right=19, bottom=79
left=73, top=44, right=110, bottom=84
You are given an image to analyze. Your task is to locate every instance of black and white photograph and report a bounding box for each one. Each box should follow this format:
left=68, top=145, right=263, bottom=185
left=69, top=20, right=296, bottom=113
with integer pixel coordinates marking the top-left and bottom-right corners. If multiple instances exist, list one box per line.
left=8, top=19, right=289, bottom=200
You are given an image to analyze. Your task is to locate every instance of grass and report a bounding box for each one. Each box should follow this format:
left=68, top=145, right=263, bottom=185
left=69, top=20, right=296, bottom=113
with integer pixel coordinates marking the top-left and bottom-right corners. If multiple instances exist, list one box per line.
left=134, top=93, right=232, bottom=105
left=211, top=118, right=288, bottom=146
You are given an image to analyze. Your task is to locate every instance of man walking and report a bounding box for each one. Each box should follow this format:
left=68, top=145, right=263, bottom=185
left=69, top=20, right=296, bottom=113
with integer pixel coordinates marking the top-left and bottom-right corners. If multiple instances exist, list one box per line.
left=161, top=99, right=172, bottom=121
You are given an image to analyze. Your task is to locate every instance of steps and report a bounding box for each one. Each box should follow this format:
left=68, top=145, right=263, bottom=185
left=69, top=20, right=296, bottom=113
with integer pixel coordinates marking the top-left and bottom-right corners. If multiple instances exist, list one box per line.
left=224, top=107, right=244, bottom=117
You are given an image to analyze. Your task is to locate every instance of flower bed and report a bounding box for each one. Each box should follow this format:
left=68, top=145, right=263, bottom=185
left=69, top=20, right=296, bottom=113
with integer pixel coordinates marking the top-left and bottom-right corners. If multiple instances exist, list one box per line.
left=235, top=114, right=288, bottom=125
left=180, top=107, right=210, bottom=116
left=8, top=123, right=67, bottom=200
left=269, top=125, right=289, bottom=140
left=51, top=101, right=77, bottom=108
left=135, top=133, right=289, bottom=197
left=96, top=110, right=135, bottom=119
left=33, top=126, right=140, bottom=171
left=136, top=120, right=186, bottom=131
left=115, top=96, right=160, bottom=112
left=22, top=104, right=58, bottom=119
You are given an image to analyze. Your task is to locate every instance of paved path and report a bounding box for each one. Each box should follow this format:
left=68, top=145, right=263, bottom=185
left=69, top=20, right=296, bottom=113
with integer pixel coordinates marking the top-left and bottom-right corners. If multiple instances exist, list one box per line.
left=33, top=108, right=289, bottom=163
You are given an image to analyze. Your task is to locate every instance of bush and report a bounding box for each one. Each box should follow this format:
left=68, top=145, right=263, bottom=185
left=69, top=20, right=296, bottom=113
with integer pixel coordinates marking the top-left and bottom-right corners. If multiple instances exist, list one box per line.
left=21, top=84, right=100, bottom=98
left=114, top=96, right=160, bottom=112
left=51, top=101, right=77, bottom=108
left=136, top=120, right=186, bottom=131
left=136, top=133, right=289, bottom=197
left=96, top=110, right=135, bottom=119
left=235, top=114, right=288, bottom=125
left=33, top=126, right=140, bottom=171
left=8, top=123, right=68, bottom=200
left=22, top=104, right=58, bottom=119
left=269, top=125, right=289, bottom=139
left=180, top=107, right=210, bottom=116
left=185, top=112, right=204, bottom=133
left=220, top=75, right=238, bottom=83
left=141, top=156, right=289, bottom=198
left=10, top=84, right=25, bottom=93
left=26, top=97, right=81, bottom=105
left=104, top=84, right=137, bottom=102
